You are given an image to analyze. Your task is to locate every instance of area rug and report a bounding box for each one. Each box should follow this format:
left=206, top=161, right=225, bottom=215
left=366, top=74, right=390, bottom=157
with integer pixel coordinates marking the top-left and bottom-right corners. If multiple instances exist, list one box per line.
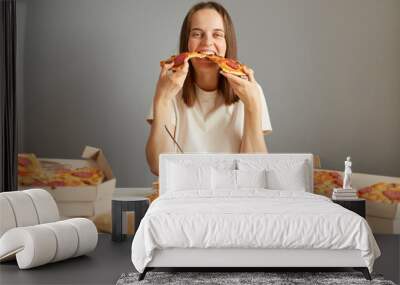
left=116, top=271, right=395, bottom=285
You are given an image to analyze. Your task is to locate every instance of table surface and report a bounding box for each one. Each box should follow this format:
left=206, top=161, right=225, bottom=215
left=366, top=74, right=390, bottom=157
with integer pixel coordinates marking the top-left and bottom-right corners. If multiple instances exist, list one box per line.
left=112, top=196, right=149, bottom=202
left=332, top=198, right=365, bottom=202
left=113, top=187, right=155, bottom=197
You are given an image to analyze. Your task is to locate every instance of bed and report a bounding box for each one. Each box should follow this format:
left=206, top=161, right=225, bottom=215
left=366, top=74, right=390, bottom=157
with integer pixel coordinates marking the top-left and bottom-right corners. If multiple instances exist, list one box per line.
left=131, top=154, right=380, bottom=280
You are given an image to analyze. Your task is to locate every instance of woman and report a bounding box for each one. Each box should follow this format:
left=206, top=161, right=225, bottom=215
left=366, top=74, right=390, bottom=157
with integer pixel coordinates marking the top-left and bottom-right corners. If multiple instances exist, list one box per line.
left=146, top=2, right=272, bottom=175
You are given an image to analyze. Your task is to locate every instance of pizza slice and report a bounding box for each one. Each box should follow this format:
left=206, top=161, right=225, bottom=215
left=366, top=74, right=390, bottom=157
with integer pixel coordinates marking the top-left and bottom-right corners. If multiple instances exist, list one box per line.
left=19, top=173, right=50, bottom=187
left=70, top=167, right=104, bottom=185
left=43, top=166, right=104, bottom=188
left=18, top=153, right=50, bottom=187
left=40, top=160, right=70, bottom=174
left=160, top=52, right=247, bottom=76
left=160, top=51, right=206, bottom=70
left=358, top=183, right=400, bottom=203
left=207, top=55, right=246, bottom=76
left=47, top=172, right=86, bottom=188
left=18, top=153, right=42, bottom=177
left=313, top=170, right=343, bottom=198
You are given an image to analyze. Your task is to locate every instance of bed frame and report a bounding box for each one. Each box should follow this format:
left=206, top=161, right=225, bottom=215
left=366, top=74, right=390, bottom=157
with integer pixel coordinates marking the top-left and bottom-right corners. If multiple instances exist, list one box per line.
left=139, top=154, right=372, bottom=281
left=140, top=248, right=371, bottom=280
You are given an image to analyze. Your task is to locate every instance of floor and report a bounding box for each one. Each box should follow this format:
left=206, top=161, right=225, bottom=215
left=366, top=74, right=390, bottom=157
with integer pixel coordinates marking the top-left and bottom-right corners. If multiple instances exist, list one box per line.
left=1, top=234, right=399, bottom=285
left=373, top=234, right=400, bottom=284
left=0, top=234, right=134, bottom=285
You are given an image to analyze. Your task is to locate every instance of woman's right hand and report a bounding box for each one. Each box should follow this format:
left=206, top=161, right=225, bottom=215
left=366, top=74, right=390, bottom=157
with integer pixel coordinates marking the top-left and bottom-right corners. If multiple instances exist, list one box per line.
left=154, top=58, right=189, bottom=103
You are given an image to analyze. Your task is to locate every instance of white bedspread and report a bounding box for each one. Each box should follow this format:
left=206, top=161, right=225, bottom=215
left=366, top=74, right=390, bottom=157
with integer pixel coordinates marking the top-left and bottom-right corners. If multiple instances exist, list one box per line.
left=131, top=190, right=380, bottom=273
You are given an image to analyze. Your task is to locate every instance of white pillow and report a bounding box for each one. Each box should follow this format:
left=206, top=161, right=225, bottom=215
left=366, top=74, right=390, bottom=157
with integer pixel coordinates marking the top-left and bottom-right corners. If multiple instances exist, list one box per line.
left=167, top=162, right=212, bottom=191
left=266, top=163, right=307, bottom=191
left=212, top=168, right=237, bottom=190
left=212, top=169, right=268, bottom=190
left=237, top=169, right=267, bottom=188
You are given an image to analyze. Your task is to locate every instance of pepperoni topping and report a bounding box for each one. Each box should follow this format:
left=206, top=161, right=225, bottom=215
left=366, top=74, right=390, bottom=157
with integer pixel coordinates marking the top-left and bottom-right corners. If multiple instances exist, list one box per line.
left=48, top=180, right=66, bottom=187
left=46, top=180, right=67, bottom=189
left=225, top=59, right=240, bottom=70
left=32, top=181, right=48, bottom=187
left=383, top=190, right=400, bottom=201
left=331, top=172, right=341, bottom=178
left=18, top=157, right=31, bottom=166
left=174, top=53, right=188, bottom=66
left=333, top=179, right=343, bottom=186
left=18, top=171, right=29, bottom=176
left=72, top=171, right=93, bottom=178
left=357, top=187, right=372, bottom=195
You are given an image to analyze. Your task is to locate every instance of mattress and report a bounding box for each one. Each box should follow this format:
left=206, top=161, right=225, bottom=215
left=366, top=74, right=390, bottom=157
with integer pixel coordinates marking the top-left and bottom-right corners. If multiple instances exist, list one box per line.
left=131, top=190, right=380, bottom=273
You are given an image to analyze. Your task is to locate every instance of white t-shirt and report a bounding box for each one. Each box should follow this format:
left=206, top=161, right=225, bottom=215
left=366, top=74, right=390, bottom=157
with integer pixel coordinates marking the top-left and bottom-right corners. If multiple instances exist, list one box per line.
left=146, top=84, right=272, bottom=153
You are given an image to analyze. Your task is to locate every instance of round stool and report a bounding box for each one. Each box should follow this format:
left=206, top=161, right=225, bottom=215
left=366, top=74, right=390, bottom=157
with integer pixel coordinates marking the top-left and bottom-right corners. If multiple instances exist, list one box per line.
left=111, top=196, right=149, bottom=242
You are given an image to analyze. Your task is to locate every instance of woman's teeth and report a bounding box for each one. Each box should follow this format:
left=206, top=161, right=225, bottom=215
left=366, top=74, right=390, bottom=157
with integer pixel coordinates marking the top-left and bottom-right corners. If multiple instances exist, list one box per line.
left=199, top=51, right=215, bottom=55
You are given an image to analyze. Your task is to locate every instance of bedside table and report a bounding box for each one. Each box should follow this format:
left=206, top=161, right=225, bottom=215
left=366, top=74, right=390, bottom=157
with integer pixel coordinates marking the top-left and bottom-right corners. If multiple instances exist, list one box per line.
left=112, top=196, right=149, bottom=241
left=111, top=188, right=154, bottom=242
left=332, top=199, right=365, bottom=218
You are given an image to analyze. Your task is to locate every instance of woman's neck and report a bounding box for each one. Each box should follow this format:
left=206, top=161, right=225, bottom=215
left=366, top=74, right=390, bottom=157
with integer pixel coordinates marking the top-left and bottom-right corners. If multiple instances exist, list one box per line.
left=194, top=70, right=219, bottom=91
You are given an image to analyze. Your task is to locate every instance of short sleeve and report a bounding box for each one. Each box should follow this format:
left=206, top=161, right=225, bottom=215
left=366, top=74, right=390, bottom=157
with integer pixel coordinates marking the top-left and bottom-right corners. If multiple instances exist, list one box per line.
left=257, top=85, right=272, bottom=135
left=146, top=98, right=177, bottom=127
left=146, top=100, right=154, bottom=124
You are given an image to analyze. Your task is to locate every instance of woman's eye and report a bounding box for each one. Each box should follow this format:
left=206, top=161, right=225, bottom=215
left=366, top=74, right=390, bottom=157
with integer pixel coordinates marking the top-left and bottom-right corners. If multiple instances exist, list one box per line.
left=191, top=32, right=202, bottom=38
left=214, top=32, right=225, bottom=38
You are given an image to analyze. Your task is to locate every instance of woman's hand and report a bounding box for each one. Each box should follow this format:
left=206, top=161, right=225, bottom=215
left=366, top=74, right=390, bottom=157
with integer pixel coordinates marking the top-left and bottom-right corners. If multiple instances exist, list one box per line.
left=154, top=58, right=189, bottom=103
left=220, top=66, right=261, bottom=112
left=221, top=66, right=267, bottom=153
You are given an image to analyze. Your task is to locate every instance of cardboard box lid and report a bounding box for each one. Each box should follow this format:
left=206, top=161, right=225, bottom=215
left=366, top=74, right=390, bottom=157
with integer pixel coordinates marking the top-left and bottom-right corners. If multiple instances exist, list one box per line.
left=81, top=146, right=114, bottom=180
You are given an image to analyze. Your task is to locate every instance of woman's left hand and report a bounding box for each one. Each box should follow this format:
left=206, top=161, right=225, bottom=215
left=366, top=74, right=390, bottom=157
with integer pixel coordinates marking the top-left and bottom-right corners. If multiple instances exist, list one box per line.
left=220, top=66, right=261, bottom=111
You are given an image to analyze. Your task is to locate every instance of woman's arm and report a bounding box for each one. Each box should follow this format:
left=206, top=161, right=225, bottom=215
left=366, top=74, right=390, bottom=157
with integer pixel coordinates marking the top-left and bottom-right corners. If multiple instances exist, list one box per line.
left=145, top=98, right=176, bottom=176
left=239, top=101, right=268, bottom=153
left=220, top=66, right=268, bottom=153
left=145, top=59, right=189, bottom=175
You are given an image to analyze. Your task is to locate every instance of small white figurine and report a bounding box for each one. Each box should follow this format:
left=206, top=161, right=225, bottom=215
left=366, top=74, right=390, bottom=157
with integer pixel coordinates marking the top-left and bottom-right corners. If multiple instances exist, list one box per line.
left=343, top=156, right=352, bottom=190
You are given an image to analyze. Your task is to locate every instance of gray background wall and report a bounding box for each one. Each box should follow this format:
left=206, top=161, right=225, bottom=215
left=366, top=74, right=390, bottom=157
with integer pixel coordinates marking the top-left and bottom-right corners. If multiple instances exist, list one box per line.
left=16, top=0, right=400, bottom=187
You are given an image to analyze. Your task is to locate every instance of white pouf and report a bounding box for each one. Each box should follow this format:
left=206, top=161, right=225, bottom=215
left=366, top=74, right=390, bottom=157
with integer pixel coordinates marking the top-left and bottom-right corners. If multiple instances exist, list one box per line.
left=0, top=189, right=98, bottom=269
left=0, top=196, right=16, bottom=237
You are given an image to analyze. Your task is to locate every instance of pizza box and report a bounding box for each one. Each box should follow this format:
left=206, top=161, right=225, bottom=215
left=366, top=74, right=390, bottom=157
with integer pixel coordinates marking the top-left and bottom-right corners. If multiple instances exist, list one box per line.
left=366, top=201, right=400, bottom=220
left=347, top=172, right=400, bottom=220
left=315, top=169, right=400, bottom=222
left=57, top=200, right=110, bottom=218
left=367, top=216, right=400, bottom=234
left=18, top=145, right=116, bottom=203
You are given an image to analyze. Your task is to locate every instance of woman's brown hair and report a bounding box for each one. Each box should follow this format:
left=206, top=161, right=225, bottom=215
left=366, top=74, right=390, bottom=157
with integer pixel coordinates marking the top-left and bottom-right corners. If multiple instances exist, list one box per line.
left=179, top=1, right=239, bottom=106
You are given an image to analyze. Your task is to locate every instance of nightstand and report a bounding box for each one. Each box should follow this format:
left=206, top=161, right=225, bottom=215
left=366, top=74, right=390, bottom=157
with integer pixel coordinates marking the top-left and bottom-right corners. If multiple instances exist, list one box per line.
left=111, top=188, right=154, bottom=242
left=332, top=199, right=365, bottom=218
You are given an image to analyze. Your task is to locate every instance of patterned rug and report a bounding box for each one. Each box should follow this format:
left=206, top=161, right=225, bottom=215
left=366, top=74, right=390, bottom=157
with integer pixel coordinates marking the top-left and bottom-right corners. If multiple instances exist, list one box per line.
left=116, top=271, right=396, bottom=285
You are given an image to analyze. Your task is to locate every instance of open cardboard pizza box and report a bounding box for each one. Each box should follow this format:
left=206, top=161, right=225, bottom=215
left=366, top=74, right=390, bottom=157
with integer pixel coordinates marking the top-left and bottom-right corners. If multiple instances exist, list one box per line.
left=315, top=169, right=400, bottom=234
left=18, top=146, right=116, bottom=218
